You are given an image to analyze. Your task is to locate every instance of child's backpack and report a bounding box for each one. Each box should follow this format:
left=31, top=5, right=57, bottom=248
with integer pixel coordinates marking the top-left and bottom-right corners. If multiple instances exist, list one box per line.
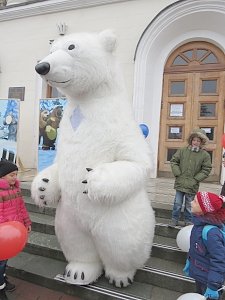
left=202, top=225, right=225, bottom=246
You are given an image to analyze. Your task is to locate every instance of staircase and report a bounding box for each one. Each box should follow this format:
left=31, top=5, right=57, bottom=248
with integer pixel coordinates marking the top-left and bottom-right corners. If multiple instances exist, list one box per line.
left=6, top=179, right=222, bottom=300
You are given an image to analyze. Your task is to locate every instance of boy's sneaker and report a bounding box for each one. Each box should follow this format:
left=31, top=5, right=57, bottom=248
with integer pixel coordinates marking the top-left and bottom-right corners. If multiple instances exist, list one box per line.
left=168, top=219, right=178, bottom=228
left=4, top=278, right=15, bottom=292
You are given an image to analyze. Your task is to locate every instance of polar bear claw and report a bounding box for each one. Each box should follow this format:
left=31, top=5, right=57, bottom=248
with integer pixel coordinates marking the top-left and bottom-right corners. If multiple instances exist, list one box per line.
left=31, top=164, right=61, bottom=207
left=64, top=262, right=103, bottom=285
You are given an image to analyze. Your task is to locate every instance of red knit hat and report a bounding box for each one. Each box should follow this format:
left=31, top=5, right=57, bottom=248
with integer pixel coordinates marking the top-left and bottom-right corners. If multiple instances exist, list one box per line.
left=196, top=192, right=225, bottom=214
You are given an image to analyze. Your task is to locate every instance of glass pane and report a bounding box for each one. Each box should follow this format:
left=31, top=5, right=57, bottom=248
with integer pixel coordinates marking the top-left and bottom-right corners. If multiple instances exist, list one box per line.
left=168, top=126, right=183, bottom=139
left=196, top=49, right=208, bottom=60
left=170, top=104, right=184, bottom=117
left=202, top=53, right=218, bottom=64
left=167, top=149, right=178, bottom=161
left=201, top=80, right=217, bottom=94
left=172, top=55, right=188, bottom=66
left=200, top=103, right=216, bottom=117
left=170, top=81, right=185, bottom=95
left=200, top=127, right=214, bottom=141
left=183, top=50, right=193, bottom=60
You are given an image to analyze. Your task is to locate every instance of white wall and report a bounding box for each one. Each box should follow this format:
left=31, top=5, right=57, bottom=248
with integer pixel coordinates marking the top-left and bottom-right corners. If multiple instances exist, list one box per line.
left=0, top=0, right=175, bottom=169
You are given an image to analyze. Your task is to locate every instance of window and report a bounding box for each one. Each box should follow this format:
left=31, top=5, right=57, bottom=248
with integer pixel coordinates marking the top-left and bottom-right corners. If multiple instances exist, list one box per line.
left=170, top=81, right=185, bottom=96
left=168, top=126, right=183, bottom=139
left=169, top=103, right=184, bottom=117
left=200, top=103, right=216, bottom=117
left=200, top=127, right=214, bottom=141
left=166, top=43, right=222, bottom=73
left=167, top=149, right=178, bottom=161
left=201, top=80, right=217, bottom=94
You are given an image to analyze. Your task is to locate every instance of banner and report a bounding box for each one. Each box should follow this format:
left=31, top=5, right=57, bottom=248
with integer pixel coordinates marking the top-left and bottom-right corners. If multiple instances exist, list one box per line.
left=38, top=98, right=67, bottom=171
left=0, top=99, right=19, bottom=163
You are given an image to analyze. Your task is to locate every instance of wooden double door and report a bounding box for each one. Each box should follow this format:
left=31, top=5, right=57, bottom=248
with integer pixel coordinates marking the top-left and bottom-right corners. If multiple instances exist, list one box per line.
left=158, top=42, right=225, bottom=181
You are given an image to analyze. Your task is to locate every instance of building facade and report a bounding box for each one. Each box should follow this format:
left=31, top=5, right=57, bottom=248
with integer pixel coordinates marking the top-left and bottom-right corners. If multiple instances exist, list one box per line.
left=0, top=0, right=225, bottom=182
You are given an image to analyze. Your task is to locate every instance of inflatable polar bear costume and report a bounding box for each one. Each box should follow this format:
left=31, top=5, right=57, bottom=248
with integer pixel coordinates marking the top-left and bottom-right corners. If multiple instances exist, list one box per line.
left=32, top=30, right=155, bottom=288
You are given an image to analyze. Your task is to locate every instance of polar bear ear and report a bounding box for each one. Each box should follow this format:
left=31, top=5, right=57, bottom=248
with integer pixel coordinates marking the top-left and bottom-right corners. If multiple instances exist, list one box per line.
left=99, top=29, right=117, bottom=52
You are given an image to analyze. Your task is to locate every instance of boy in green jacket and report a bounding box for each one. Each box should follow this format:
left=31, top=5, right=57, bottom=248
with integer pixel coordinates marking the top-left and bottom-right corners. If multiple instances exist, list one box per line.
left=169, top=129, right=212, bottom=227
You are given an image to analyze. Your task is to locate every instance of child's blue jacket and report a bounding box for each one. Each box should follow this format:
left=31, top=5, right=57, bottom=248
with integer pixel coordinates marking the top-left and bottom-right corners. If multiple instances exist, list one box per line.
left=188, top=216, right=225, bottom=290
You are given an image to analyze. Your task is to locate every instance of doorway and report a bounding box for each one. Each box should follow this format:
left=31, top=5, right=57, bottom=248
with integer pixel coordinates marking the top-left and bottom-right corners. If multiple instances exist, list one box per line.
left=158, top=42, right=225, bottom=181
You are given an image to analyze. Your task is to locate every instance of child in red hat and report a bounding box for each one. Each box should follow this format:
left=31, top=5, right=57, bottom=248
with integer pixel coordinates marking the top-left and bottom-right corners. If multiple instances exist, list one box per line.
left=183, top=191, right=225, bottom=299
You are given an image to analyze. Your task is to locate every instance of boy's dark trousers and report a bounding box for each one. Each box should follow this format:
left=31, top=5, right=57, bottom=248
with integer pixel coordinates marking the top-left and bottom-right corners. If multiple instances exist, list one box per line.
left=196, top=281, right=223, bottom=299
left=0, top=261, right=7, bottom=289
left=221, top=182, right=225, bottom=196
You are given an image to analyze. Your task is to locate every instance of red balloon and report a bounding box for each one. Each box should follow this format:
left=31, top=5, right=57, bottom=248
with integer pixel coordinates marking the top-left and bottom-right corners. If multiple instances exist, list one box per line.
left=222, top=134, right=225, bottom=149
left=0, top=221, right=28, bottom=260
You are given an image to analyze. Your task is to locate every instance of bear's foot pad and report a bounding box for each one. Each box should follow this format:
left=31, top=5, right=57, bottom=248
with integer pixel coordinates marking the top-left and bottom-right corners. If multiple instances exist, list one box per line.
left=63, top=261, right=103, bottom=285
left=105, top=270, right=134, bottom=288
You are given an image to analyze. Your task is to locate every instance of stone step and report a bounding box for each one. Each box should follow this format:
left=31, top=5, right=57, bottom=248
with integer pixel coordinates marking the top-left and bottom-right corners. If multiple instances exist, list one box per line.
left=29, top=211, right=55, bottom=235
left=24, top=193, right=189, bottom=228
left=28, top=208, right=187, bottom=264
left=29, top=208, right=180, bottom=239
left=23, top=230, right=189, bottom=291
left=24, top=195, right=56, bottom=217
left=21, top=178, right=222, bottom=202
left=26, top=229, right=186, bottom=264
left=25, top=194, right=174, bottom=218
left=7, top=252, right=152, bottom=300
left=28, top=210, right=186, bottom=263
left=7, top=251, right=192, bottom=299
left=21, top=185, right=195, bottom=298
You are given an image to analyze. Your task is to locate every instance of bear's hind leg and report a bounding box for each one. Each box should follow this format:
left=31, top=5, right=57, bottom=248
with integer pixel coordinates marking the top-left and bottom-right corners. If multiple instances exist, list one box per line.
left=94, top=225, right=150, bottom=288
left=93, top=199, right=154, bottom=288
left=56, top=205, right=104, bottom=285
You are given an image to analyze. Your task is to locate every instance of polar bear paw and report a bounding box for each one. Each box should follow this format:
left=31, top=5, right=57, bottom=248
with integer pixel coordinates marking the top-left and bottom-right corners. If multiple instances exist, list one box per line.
left=105, top=270, right=134, bottom=288
left=64, top=261, right=103, bottom=285
left=31, top=171, right=60, bottom=207
left=82, top=167, right=115, bottom=203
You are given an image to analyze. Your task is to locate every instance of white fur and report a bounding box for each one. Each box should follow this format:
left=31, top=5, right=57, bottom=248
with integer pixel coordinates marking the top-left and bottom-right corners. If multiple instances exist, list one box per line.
left=32, top=30, right=155, bottom=287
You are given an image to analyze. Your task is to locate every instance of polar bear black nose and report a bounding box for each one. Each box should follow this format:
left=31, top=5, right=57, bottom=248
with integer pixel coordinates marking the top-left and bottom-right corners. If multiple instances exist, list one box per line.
left=35, top=62, right=50, bottom=75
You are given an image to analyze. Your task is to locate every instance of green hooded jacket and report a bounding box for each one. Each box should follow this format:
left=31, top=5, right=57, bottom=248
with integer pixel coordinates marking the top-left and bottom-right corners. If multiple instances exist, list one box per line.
left=170, top=147, right=212, bottom=194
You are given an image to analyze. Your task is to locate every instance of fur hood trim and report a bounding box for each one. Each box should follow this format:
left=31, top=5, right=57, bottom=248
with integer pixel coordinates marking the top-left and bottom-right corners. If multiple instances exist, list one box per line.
left=187, top=128, right=209, bottom=146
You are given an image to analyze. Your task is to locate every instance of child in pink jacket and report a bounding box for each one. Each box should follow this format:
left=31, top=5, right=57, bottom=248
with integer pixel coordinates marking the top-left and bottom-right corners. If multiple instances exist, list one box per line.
left=0, top=161, right=31, bottom=300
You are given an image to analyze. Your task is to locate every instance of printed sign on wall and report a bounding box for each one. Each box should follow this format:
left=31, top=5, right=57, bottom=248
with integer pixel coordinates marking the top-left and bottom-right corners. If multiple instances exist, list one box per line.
left=38, top=98, right=67, bottom=171
left=0, top=99, right=20, bottom=163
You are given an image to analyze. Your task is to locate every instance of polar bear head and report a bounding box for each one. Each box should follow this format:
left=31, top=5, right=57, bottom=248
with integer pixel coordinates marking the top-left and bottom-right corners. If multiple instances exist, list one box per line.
left=35, top=30, right=119, bottom=99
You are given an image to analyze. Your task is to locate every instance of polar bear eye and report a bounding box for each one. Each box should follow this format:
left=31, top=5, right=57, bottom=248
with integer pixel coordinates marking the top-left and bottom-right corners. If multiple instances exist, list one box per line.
left=68, top=44, right=75, bottom=50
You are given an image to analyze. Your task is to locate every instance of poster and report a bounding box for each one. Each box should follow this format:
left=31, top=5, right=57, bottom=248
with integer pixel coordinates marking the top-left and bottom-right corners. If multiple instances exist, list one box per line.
left=0, top=99, right=19, bottom=163
left=170, top=104, right=184, bottom=117
left=38, top=98, right=67, bottom=171
left=168, top=126, right=182, bottom=139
